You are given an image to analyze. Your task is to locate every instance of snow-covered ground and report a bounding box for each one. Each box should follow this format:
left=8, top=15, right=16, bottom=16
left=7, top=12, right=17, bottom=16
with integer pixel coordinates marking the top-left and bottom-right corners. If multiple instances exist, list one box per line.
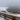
left=0, top=17, right=5, bottom=20
left=8, top=12, right=20, bottom=17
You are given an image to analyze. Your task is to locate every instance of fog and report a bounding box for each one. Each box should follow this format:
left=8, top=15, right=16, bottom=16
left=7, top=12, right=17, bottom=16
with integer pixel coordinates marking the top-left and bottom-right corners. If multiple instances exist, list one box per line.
left=0, top=0, right=20, bottom=10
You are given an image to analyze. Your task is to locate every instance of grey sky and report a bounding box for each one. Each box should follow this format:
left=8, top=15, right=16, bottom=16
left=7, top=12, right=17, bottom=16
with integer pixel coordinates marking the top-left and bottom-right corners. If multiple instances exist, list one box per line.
left=0, top=0, right=20, bottom=10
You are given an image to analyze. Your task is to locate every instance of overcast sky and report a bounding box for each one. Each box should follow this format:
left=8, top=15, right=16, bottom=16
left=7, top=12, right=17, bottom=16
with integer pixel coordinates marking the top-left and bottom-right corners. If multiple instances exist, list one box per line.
left=0, top=0, right=20, bottom=10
